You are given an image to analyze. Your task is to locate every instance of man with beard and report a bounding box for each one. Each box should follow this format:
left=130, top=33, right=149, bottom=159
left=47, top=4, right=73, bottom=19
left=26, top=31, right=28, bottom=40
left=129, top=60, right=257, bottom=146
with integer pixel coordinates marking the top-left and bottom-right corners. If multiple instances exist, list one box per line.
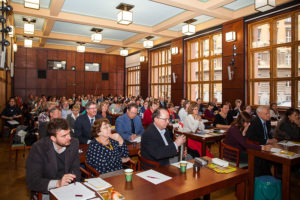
left=26, top=118, right=80, bottom=198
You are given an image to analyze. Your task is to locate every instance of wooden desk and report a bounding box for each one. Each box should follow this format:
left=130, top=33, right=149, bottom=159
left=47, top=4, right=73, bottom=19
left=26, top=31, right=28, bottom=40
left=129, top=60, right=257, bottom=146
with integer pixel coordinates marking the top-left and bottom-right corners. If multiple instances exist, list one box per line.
left=176, top=130, right=225, bottom=156
left=105, top=160, right=248, bottom=200
left=247, top=143, right=300, bottom=200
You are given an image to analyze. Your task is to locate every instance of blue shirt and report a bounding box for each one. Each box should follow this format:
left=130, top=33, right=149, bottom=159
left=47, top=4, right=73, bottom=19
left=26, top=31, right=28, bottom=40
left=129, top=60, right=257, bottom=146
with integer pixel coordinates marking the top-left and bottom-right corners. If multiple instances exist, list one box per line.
left=115, top=114, right=144, bottom=141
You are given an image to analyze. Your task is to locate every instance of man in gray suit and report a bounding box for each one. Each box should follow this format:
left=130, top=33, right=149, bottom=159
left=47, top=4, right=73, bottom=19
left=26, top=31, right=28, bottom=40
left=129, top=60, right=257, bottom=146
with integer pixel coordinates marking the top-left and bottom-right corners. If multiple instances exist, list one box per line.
left=26, top=118, right=80, bottom=196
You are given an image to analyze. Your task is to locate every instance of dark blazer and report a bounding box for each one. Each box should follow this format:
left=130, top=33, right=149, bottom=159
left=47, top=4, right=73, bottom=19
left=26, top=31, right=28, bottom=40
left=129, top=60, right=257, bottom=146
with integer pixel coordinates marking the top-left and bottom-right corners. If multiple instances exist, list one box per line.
left=246, top=116, right=272, bottom=145
left=26, top=137, right=80, bottom=194
left=74, top=114, right=101, bottom=144
left=38, top=121, right=48, bottom=138
left=97, top=111, right=112, bottom=124
left=141, top=123, right=178, bottom=166
left=66, top=114, right=77, bottom=138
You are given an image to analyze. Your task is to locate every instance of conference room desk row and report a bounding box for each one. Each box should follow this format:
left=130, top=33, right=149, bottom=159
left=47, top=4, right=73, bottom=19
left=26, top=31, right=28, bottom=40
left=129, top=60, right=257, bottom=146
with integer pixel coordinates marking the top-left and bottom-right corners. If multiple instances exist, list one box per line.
left=50, top=158, right=249, bottom=200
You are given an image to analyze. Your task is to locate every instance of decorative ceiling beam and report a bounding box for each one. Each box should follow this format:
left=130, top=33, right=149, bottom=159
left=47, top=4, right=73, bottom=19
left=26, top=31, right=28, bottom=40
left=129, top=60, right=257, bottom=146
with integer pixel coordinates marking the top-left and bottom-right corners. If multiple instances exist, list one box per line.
left=50, top=0, right=65, bottom=16
left=15, top=28, right=143, bottom=49
left=105, top=46, right=120, bottom=54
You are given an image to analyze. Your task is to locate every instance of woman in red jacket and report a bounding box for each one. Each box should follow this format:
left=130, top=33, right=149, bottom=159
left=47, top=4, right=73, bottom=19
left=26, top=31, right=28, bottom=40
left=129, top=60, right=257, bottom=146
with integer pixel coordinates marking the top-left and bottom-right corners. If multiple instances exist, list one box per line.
left=142, top=99, right=160, bottom=127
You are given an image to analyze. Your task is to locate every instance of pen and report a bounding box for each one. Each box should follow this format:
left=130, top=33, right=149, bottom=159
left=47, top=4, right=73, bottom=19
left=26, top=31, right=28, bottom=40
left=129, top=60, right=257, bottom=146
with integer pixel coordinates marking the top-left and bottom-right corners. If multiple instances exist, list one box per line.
left=73, top=178, right=76, bottom=185
left=147, top=176, right=160, bottom=179
left=75, top=194, right=83, bottom=197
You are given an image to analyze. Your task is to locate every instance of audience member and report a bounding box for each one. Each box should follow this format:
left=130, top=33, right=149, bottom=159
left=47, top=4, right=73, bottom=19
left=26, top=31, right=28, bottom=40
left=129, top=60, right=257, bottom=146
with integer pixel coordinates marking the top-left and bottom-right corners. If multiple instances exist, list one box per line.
left=196, top=98, right=205, bottom=114
left=86, top=118, right=130, bottom=174
left=115, top=103, right=144, bottom=142
left=141, top=108, right=186, bottom=166
left=66, top=105, right=80, bottom=138
left=225, top=111, right=271, bottom=163
left=275, top=108, right=300, bottom=140
left=1, top=97, right=22, bottom=129
left=159, top=97, right=167, bottom=108
left=232, top=99, right=242, bottom=117
left=97, top=101, right=112, bottom=124
left=39, top=107, right=62, bottom=139
left=213, top=104, right=234, bottom=129
left=167, top=103, right=179, bottom=122
left=178, top=100, right=190, bottom=122
left=74, top=101, right=101, bottom=144
left=204, top=102, right=215, bottom=121
left=142, top=99, right=159, bottom=126
left=26, top=118, right=80, bottom=197
left=212, top=97, right=219, bottom=112
left=61, top=101, right=72, bottom=119
left=270, top=103, right=280, bottom=121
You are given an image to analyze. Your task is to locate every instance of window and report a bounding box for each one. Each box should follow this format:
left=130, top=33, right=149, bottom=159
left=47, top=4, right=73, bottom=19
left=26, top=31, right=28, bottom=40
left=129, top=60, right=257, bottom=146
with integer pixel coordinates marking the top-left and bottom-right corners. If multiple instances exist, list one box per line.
left=187, top=33, right=222, bottom=102
left=127, top=66, right=140, bottom=96
left=85, top=63, right=101, bottom=72
left=47, top=60, right=66, bottom=70
left=248, top=12, right=300, bottom=107
left=150, top=48, right=171, bottom=98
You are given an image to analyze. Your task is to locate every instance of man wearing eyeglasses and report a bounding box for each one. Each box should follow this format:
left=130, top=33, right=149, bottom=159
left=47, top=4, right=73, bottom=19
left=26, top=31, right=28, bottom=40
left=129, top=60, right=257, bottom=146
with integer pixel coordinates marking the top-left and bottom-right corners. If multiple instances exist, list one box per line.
left=116, top=103, right=144, bottom=142
left=74, top=101, right=101, bottom=144
left=141, top=108, right=186, bottom=166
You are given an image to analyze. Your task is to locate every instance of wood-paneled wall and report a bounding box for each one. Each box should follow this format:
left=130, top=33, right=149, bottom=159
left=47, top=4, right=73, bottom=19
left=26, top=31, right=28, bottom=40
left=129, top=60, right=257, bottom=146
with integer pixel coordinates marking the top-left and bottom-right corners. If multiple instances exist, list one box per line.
left=222, top=18, right=245, bottom=106
left=140, top=49, right=149, bottom=98
left=14, top=47, right=125, bottom=99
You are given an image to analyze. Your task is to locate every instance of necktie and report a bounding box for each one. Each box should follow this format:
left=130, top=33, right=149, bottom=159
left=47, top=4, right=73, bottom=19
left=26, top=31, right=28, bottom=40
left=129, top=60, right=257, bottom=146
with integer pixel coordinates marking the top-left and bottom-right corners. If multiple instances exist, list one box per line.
left=131, top=119, right=135, bottom=134
left=263, top=122, right=268, bottom=140
left=90, top=118, right=94, bottom=126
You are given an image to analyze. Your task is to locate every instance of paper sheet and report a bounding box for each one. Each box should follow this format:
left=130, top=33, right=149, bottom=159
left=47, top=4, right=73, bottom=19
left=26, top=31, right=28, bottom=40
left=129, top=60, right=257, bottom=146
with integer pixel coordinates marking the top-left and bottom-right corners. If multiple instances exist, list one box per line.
left=270, top=148, right=281, bottom=153
left=7, top=120, right=19, bottom=125
left=171, top=161, right=193, bottom=169
left=136, top=169, right=172, bottom=185
left=278, top=140, right=300, bottom=147
left=84, top=177, right=112, bottom=191
left=50, top=182, right=95, bottom=200
left=131, top=135, right=141, bottom=143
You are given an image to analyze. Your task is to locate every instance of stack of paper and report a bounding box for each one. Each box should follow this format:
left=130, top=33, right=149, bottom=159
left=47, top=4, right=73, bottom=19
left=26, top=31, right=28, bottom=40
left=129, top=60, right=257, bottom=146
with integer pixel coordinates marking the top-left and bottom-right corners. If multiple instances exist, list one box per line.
left=84, top=177, right=112, bottom=191
left=136, top=169, right=172, bottom=185
left=50, top=182, right=95, bottom=200
left=7, top=120, right=19, bottom=125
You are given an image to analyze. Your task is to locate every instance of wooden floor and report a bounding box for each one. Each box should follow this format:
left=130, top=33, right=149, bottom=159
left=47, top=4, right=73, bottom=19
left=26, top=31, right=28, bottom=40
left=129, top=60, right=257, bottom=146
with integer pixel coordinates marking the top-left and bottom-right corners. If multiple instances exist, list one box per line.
left=0, top=137, right=298, bottom=200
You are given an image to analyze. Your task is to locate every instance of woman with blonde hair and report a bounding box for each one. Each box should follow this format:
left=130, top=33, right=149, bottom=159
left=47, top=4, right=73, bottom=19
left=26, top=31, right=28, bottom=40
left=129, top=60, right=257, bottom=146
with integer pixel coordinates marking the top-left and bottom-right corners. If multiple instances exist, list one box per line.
left=97, top=101, right=112, bottom=124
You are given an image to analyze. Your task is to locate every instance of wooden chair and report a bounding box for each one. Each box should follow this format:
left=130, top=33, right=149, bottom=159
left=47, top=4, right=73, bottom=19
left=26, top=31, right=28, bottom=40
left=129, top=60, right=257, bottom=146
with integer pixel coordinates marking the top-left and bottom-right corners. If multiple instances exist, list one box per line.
left=84, top=160, right=100, bottom=177
left=30, top=191, right=42, bottom=200
left=9, top=128, right=32, bottom=167
left=137, top=150, right=160, bottom=170
left=220, top=141, right=247, bottom=168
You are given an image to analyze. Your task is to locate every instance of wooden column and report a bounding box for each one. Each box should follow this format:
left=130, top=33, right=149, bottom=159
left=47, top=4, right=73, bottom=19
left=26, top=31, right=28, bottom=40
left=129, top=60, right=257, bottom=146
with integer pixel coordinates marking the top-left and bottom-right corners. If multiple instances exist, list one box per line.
left=171, top=38, right=184, bottom=106
left=222, top=18, right=245, bottom=106
left=140, top=49, right=149, bottom=98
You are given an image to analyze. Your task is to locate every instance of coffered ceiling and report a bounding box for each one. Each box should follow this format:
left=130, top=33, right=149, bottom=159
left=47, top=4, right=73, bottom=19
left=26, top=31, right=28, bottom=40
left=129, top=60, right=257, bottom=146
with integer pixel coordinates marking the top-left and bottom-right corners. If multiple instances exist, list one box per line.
left=10, top=0, right=292, bottom=55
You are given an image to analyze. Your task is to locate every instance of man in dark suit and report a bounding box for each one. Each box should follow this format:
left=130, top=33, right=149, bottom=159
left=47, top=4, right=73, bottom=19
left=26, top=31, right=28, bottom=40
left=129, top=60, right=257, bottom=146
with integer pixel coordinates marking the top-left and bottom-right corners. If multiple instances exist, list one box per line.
left=26, top=118, right=80, bottom=196
left=74, top=101, right=101, bottom=144
left=159, top=97, right=167, bottom=108
left=141, top=108, right=186, bottom=166
left=246, top=105, right=277, bottom=176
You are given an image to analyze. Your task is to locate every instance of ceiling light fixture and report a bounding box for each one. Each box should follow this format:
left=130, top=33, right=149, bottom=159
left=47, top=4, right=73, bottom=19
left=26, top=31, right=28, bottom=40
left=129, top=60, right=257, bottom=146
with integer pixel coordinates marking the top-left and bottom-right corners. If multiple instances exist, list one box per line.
left=91, top=28, right=103, bottom=43
left=255, top=0, right=275, bottom=12
left=24, top=36, right=33, bottom=48
left=182, top=19, right=196, bottom=36
left=24, top=0, right=40, bottom=9
left=143, top=36, right=154, bottom=49
left=23, top=18, right=36, bottom=34
left=77, top=42, right=85, bottom=53
left=120, top=48, right=128, bottom=56
left=116, top=3, right=134, bottom=25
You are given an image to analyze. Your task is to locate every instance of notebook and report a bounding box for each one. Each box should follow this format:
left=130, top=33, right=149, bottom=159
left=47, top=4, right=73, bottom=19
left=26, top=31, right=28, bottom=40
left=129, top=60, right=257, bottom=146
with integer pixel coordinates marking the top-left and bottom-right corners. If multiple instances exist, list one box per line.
left=50, top=182, right=95, bottom=200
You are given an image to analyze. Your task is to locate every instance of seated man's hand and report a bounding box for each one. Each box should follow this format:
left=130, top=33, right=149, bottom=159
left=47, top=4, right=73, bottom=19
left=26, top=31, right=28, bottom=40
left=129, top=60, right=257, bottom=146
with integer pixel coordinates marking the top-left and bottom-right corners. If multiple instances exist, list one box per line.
left=121, top=157, right=130, bottom=163
left=56, top=174, right=76, bottom=187
left=267, top=138, right=277, bottom=144
left=262, top=145, right=272, bottom=151
left=110, top=133, right=124, bottom=145
left=175, top=135, right=186, bottom=147
left=130, top=134, right=137, bottom=141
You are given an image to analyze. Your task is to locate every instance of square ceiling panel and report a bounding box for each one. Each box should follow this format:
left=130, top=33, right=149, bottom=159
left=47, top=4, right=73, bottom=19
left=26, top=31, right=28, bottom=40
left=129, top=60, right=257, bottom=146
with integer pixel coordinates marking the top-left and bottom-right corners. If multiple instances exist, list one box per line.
left=14, top=14, right=45, bottom=30
left=168, top=15, right=214, bottom=32
left=222, top=0, right=254, bottom=11
left=11, top=0, right=51, bottom=9
left=61, top=0, right=185, bottom=26
left=46, top=39, right=111, bottom=50
left=52, top=21, right=137, bottom=41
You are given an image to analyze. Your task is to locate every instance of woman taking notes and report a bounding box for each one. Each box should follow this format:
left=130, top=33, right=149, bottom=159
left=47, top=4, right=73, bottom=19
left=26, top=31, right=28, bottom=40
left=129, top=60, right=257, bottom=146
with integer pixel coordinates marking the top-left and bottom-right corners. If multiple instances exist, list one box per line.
left=86, top=118, right=130, bottom=174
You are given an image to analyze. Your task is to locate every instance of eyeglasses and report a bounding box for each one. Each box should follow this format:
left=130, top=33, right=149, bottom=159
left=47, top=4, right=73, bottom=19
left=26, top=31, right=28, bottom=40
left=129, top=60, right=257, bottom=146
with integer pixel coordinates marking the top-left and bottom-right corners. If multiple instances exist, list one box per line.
left=158, top=118, right=170, bottom=122
left=101, top=124, right=111, bottom=129
left=88, top=107, right=97, bottom=110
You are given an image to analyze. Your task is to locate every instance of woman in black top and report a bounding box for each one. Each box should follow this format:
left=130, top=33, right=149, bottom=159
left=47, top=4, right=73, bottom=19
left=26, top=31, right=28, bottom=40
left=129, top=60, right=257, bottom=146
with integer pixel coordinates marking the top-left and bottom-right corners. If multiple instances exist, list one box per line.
left=213, top=104, right=234, bottom=129
left=275, top=108, right=300, bottom=140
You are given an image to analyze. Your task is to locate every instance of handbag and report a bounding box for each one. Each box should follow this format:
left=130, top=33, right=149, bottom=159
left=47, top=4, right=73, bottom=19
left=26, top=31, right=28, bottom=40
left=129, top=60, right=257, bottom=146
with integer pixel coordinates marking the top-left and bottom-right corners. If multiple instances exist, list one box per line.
left=254, top=176, right=282, bottom=200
